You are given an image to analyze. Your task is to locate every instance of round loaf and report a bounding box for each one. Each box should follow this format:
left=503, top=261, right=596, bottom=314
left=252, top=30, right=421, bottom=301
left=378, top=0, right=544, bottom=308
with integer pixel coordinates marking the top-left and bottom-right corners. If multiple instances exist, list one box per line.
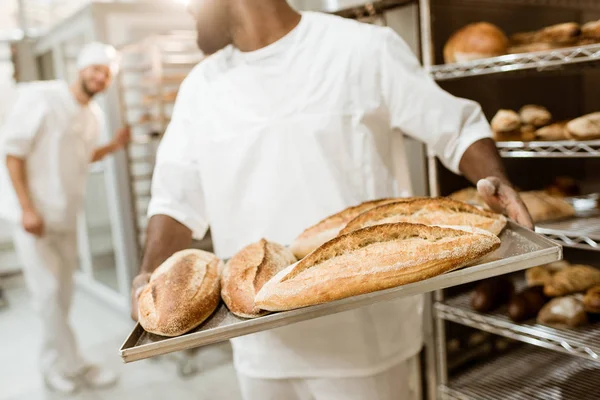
left=519, top=105, right=552, bottom=127
left=138, top=249, right=222, bottom=337
left=566, top=112, right=600, bottom=140
left=491, top=109, right=521, bottom=133
left=221, top=239, right=296, bottom=318
left=444, top=22, right=508, bottom=64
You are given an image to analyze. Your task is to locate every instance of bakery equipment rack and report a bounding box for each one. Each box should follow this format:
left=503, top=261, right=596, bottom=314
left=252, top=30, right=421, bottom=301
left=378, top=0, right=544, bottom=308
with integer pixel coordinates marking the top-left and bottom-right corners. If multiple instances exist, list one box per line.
left=117, top=32, right=204, bottom=249
left=420, top=0, right=600, bottom=398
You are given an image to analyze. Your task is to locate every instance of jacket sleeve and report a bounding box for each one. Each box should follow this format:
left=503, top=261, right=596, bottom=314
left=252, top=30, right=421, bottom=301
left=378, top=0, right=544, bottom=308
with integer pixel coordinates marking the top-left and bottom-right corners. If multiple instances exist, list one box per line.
left=147, top=77, right=209, bottom=240
left=1, top=86, right=48, bottom=158
left=378, top=28, right=493, bottom=174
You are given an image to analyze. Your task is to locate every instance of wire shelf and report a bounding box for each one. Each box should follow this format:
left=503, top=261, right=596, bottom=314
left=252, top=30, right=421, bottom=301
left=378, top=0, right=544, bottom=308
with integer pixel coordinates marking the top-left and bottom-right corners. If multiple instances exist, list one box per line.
left=435, top=288, right=600, bottom=362
left=496, top=140, right=600, bottom=158
left=429, top=44, right=600, bottom=81
left=437, top=0, right=600, bottom=9
left=440, top=346, right=600, bottom=400
left=536, top=217, right=600, bottom=251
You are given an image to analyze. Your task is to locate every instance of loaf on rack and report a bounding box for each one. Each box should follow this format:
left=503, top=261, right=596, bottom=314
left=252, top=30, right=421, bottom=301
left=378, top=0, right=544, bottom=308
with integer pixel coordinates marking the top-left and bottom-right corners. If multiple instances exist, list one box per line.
left=519, top=105, right=552, bottom=127
left=566, top=112, right=600, bottom=140
left=583, top=285, right=600, bottom=313
left=471, top=277, right=514, bottom=313
left=256, top=223, right=501, bottom=311
left=519, top=191, right=575, bottom=223
left=221, top=239, right=296, bottom=318
left=138, top=249, right=222, bottom=337
left=339, top=198, right=507, bottom=236
left=289, top=198, right=407, bottom=259
left=508, top=286, right=548, bottom=322
left=526, top=260, right=570, bottom=287
left=537, top=295, right=588, bottom=328
left=535, top=122, right=569, bottom=141
left=443, top=22, right=508, bottom=64
left=543, top=264, right=600, bottom=297
left=533, top=22, right=581, bottom=45
left=491, top=109, right=521, bottom=133
left=582, top=19, right=600, bottom=40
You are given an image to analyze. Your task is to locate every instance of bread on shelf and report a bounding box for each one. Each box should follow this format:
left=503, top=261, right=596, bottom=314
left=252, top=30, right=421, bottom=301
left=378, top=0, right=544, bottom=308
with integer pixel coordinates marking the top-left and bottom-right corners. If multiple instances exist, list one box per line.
left=543, top=264, right=600, bottom=297
left=566, top=112, right=600, bottom=140
left=443, top=22, right=508, bottom=64
left=537, top=295, right=588, bottom=328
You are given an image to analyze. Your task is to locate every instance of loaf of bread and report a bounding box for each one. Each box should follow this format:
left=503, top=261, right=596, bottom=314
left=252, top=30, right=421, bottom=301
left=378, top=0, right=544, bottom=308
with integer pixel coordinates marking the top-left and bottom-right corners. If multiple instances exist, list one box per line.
left=519, top=105, right=552, bottom=127
left=509, top=30, right=538, bottom=45
left=582, top=19, right=600, bottom=39
left=339, top=198, right=507, bottom=236
left=508, top=286, right=548, bottom=322
left=138, top=249, right=222, bottom=337
left=535, top=122, right=569, bottom=141
left=221, top=239, right=296, bottom=318
left=256, top=223, right=501, bottom=311
left=537, top=295, right=588, bottom=328
left=526, top=260, right=570, bottom=287
left=544, top=264, right=600, bottom=297
left=491, top=110, right=521, bottom=133
left=471, top=277, right=514, bottom=313
left=534, top=22, right=581, bottom=44
left=444, top=22, right=508, bottom=64
left=448, top=187, right=489, bottom=209
left=508, top=42, right=557, bottom=54
left=519, top=191, right=575, bottom=223
left=289, top=198, right=405, bottom=259
left=583, top=285, right=600, bottom=313
left=566, top=112, right=600, bottom=140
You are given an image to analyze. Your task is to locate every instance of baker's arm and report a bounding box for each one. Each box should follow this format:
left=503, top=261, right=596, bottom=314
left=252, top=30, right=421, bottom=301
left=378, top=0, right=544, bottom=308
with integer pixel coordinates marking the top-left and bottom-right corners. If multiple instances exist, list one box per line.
left=6, top=156, right=44, bottom=236
left=378, top=28, right=532, bottom=228
left=90, top=127, right=130, bottom=162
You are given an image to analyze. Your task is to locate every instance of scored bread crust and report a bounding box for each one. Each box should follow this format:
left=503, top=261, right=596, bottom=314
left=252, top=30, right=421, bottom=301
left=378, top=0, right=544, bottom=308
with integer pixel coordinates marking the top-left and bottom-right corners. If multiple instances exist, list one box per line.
left=221, top=239, right=296, bottom=318
left=339, top=198, right=507, bottom=236
left=256, top=223, right=501, bottom=312
left=289, top=198, right=417, bottom=259
left=138, top=249, right=222, bottom=337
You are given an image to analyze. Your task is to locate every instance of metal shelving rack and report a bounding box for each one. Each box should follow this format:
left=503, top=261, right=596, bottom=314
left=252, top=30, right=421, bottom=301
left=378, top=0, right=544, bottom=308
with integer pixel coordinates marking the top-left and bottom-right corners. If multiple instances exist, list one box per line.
left=118, top=32, right=204, bottom=249
left=420, top=0, right=600, bottom=398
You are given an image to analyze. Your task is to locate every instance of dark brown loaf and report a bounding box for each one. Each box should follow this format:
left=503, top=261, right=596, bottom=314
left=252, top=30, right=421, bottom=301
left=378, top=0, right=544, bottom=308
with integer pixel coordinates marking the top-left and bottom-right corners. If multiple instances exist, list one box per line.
left=507, top=286, right=548, bottom=322
left=289, top=198, right=408, bottom=259
left=256, top=223, right=501, bottom=312
left=340, top=198, right=507, bottom=236
left=221, top=239, right=296, bottom=318
left=471, top=277, right=514, bottom=313
left=138, top=249, right=222, bottom=337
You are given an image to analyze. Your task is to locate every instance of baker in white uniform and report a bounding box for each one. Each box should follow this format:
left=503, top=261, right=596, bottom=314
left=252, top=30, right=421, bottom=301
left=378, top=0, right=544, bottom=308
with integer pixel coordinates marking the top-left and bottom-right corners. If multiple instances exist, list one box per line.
left=131, top=1, right=534, bottom=399
left=0, top=42, right=129, bottom=394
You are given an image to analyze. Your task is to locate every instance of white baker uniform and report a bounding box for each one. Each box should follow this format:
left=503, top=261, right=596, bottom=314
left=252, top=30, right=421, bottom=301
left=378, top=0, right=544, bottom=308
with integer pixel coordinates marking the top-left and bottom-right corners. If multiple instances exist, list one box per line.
left=0, top=80, right=102, bottom=376
left=148, top=12, right=492, bottom=400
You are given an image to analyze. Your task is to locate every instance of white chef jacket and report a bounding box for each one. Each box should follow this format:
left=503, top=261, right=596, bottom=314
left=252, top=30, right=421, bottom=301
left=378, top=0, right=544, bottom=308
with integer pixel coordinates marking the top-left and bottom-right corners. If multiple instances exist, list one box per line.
left=148, top=12, right=493, bottom=378
left=0, top=80, right=102, bottom=232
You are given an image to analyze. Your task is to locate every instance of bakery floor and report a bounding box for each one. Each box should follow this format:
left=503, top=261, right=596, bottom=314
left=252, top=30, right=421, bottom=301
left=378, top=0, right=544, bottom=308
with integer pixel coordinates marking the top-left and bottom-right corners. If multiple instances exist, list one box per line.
left=0, top=274, right=243, bottom=400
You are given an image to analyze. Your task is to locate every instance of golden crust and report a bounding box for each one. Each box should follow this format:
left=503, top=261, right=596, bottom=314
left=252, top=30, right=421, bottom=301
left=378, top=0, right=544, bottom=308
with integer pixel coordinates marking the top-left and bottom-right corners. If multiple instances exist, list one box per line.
left=221, top=239, right=296, bottom=318
left=138, top=249, right=222, bottom=337
left=544, top=265, right=600, bottom=297
left=339, top=198, right=507, bottom=236
left=256, top=223, right=500, bottom=311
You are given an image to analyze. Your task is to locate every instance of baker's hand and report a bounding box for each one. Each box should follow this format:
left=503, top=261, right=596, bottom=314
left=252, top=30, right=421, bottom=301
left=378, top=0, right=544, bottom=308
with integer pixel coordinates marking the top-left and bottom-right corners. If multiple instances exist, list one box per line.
left=113, top=127, right=131, bottom=149
left=130, top=272, right=151, bottom=321
left=477, top=177, right=534, bottom=230
left=22, top=208, right=44, bottom=237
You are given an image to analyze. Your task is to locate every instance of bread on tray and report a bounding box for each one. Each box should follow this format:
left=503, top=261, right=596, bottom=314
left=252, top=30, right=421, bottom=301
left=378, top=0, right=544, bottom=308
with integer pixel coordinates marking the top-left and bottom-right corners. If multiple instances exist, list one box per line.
left=289, top=198, right=407, bottom=259
left=221, top=239, right=296, bottom=318
left=339, top=198, right=507, bottom=236
left=256, top=223, right=501, bottom=312
left=138, top=249, right=222, bottom=337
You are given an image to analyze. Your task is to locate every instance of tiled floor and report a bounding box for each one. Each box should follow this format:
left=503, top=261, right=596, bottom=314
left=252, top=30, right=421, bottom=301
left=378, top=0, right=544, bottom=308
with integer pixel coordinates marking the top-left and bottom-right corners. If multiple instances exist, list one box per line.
left=0, top=274, right=242, bottom=400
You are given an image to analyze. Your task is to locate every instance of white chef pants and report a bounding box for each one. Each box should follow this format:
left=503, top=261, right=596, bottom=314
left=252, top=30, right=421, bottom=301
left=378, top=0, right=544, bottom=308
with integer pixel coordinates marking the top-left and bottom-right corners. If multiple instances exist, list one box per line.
left=13, top=227, right=86, bottom=377
left=237, top=355, right=421, bottom=400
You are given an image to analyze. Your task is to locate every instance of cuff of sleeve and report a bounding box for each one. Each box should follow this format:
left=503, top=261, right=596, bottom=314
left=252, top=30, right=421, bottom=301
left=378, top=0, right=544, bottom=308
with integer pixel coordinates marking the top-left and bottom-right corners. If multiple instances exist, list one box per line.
left=446, top=127, right=493, bottom=175
left=3, top=144, right=28, bottom=159
left=147, top=204, right=209, bottom=241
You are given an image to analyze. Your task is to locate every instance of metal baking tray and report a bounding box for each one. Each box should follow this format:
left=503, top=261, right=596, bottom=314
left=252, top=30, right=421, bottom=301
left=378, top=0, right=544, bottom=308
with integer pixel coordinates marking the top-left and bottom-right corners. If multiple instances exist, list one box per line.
left=120, top=222, right=561, bottom=363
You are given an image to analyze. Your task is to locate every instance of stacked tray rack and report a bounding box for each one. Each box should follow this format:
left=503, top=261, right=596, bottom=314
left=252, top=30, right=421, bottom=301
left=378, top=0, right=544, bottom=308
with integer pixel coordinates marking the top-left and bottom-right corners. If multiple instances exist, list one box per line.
left=419, top=0, right=600, bottom=398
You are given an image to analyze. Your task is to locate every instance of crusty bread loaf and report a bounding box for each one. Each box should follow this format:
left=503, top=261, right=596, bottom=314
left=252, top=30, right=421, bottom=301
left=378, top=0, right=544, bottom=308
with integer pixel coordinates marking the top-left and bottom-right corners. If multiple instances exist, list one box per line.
left=289, top=198, right=413, bottom=259
left=544, top=265, right=600, bottom=297
left=256, top=223, right=500, bottom=311
left=582, top=19, right=600, bottom=39
left=138, top=249, right=222, bottom=337
left=448, top=187, right=489, bottom=209
left=509, top=31, right=538, bottom=46
left=566, top=112, right=600, bottom=140
left=535, top=122, right=569, bottom=141
left=508, top=42, right=557, bottom=54
left=583, top=285, right=600, bottom=313
left=221, top=239, right=296, bottom=318
left=444, top=22, right=508, bottom=64
left=339, top=198, right=507, bottom=236
left=491, top=110, right=521, bottom=133
left=537, top=295, right=588, bottom=328
left=534, top=22, right=581, bottom=44
left=519, top=105, right=552, bottom=127
left=519, top=191, right=575, bottom=223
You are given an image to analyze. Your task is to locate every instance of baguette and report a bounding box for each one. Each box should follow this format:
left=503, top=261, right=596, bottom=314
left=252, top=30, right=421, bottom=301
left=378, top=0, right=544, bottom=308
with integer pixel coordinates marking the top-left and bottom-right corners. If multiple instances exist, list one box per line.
left=533, top=22, right=581, bottom=45
left=566, top=112, right=600, bottom=140
left=138, top=249, right=222, bottom=337
left=289, top=198, right=412, bottom=259
left=339, top=198, right=507, bottom=236
left=519, top=191, right=575, bottom=223
left=221, top=239, right=296, bottom=318
left=256, top=223, right=500, bottom=311
left=535, top=122, right=569, bottom=141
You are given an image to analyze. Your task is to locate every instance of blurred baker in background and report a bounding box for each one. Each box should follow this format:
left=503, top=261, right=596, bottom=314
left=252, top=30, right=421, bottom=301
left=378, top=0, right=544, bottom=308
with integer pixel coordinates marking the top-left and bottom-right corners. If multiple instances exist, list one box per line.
left=0, top=42, right=130, bottom=394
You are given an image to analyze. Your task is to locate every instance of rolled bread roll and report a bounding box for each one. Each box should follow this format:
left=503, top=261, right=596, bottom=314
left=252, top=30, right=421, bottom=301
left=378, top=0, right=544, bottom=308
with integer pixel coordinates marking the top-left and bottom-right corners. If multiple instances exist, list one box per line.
left=138, top=249, right=222, bottom=337
left=444, top=22, right=508, bottom=64
left=221, top=239, right=296, bottom=318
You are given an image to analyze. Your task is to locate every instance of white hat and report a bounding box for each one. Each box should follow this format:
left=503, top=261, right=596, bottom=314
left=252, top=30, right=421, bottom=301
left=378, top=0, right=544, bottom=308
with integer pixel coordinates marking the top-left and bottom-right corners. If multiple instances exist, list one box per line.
left=76, top=42, right=120, bottom=76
